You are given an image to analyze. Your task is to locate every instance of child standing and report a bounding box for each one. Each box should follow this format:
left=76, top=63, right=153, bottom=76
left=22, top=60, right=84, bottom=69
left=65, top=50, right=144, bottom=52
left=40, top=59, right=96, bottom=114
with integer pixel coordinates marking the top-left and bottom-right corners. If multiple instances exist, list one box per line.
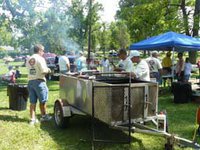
left=184, top=57, right=192, bottom=82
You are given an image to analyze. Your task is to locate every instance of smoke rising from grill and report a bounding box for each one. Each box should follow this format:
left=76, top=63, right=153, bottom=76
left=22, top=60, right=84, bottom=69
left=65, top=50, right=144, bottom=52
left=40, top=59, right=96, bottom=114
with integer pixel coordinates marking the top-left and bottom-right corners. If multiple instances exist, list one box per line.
left=2, top=0, right=89, bottom=54
left=42, top=4, right=83, bottom=53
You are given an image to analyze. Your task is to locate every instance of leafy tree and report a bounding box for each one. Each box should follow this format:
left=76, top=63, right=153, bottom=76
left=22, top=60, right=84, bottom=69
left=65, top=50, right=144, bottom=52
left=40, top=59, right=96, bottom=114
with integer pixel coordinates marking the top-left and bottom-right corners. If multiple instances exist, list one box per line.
left=98, top=22, right=111, bottom=55
left=0, top=21, right=12, bottom=46
left=176, top=0, right=200, bottom=63
left=0, top=2, right=13, bottom=46
left=190, top=0, right=200, bottom=63
left=117, top=0, right=182, bottom=43
left=85, top=0, right=103, bottom=53
left=3, top=0, right=41, bottom=51
left=2, top=0, right=103, bottom=55
left=109, top=21, right=131, bottom=50
left=67, top=0, right=88, bottom=51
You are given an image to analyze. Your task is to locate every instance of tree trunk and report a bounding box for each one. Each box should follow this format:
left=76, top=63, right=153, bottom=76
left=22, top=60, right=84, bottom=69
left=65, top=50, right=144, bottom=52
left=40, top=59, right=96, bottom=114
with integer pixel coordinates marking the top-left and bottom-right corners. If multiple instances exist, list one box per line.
left=180, top=0, right=200, bottom=64
left=180, top=0, right=194, bottom=62
left=189, top=0, right=200, bottom=64
left=192, top=0, right=200, bottom=37
left=180, top=0, right=190, bottom=35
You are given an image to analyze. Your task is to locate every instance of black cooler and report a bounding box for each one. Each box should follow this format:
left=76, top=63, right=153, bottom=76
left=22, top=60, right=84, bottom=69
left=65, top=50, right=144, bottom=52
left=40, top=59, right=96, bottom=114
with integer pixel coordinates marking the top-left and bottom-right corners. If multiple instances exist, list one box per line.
left=7, top=83, right=28, bottom=111
left=172, top=82, right=192, bottom=103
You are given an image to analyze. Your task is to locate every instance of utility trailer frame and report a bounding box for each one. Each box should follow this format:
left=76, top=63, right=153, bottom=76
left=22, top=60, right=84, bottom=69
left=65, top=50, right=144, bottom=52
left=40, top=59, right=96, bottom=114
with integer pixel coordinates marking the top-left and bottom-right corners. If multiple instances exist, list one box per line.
left=54, top=73, right=200, bottom=149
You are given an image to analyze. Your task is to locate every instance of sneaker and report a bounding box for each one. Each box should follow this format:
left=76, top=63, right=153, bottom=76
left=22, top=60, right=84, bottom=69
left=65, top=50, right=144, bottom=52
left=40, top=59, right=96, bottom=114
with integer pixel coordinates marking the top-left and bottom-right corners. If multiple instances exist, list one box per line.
left=29, top=119, right=39, bottom=125
left=40, top=115, right=52, bottom=122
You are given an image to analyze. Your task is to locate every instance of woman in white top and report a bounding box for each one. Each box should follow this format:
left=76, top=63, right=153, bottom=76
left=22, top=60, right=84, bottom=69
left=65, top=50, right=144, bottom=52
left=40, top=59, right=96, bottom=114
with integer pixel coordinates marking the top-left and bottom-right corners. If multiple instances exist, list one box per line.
left=184, top=57, right=192, bottom=82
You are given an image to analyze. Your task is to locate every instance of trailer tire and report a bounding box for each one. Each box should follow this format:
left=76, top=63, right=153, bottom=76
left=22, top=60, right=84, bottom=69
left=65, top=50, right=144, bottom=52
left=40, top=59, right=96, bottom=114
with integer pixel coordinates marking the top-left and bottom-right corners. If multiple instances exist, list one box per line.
left=54, top=100, right=69, bottom=128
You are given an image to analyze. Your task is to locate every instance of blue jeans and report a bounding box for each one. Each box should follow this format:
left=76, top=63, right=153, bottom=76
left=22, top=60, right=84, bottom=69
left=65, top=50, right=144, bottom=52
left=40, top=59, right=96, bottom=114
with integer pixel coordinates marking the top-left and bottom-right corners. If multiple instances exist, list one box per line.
left=28, top=80, right=48, bottom=104
left=184, top=74, right=190, bottom=81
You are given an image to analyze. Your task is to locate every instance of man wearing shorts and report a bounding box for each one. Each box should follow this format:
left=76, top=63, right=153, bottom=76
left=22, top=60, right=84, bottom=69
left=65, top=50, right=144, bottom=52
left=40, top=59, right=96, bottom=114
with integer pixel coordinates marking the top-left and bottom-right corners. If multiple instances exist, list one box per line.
left=26, top=44, right=52, bottom=125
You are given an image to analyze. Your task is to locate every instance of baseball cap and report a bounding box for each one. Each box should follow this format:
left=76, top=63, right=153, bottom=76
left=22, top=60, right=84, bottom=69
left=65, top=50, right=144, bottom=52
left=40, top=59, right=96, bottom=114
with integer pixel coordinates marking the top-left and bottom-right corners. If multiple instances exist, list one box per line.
left=79, top=51, right=83, bottom=55
left=129, top=50, right=140, bottom=58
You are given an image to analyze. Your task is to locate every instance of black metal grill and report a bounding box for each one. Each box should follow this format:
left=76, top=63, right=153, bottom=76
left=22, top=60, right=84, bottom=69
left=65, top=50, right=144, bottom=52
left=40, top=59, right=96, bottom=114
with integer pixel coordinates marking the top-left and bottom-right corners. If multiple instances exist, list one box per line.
left=95, top=76, right=145, bottom=84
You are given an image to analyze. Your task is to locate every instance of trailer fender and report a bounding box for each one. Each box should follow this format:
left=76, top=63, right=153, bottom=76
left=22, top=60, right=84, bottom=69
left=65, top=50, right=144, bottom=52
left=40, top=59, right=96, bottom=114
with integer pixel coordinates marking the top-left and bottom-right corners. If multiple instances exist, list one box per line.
left=54, top=99, right=71, bottom=128
left=57, top=99, right=71, bottom=117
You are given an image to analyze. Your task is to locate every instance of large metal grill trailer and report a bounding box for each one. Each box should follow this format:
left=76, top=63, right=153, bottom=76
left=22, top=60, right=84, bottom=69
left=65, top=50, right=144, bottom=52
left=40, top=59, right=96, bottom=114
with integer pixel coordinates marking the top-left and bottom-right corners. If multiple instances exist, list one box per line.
left=54, top=73, right=200, bottom=150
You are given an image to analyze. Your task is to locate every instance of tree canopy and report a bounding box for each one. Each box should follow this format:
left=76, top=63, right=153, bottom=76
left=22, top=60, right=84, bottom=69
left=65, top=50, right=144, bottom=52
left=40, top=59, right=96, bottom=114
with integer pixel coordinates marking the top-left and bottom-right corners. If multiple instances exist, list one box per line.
left=0, top=0, right=200, bottom=61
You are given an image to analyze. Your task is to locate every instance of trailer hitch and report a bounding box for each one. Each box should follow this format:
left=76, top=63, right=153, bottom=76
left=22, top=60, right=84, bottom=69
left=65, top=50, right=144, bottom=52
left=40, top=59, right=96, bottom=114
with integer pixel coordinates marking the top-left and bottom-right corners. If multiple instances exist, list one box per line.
left=113, top=124, right=200, bottom=149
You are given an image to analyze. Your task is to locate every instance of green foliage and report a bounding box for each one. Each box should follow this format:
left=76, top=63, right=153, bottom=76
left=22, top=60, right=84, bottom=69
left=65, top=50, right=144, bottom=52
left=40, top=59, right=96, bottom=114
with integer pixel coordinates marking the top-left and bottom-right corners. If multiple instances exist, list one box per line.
left=117, top=0, right=182, bottom=42
left=1, top=0, right=104, bottom=54
left=0, top=19, right=13, bottom=45
left=0, top=0, right=199, bottom=56
left=67, top=0, right=89, bottom=51
left=109, top=21, right=131, bottom=49
left=98, top=23, right=111, bottom=53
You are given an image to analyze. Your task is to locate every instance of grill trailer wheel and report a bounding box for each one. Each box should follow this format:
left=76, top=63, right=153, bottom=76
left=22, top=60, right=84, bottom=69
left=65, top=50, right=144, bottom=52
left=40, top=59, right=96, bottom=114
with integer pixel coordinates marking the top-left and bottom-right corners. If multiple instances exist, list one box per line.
left=54, top=100, right=70, bottom=128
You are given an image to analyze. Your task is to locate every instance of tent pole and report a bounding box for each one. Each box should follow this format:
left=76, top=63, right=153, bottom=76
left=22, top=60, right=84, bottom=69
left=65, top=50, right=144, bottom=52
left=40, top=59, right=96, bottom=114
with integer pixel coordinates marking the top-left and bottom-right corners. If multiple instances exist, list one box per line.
left=172, top=47, right=175, bottom=82
left=171, top=47, right=175, bottom=82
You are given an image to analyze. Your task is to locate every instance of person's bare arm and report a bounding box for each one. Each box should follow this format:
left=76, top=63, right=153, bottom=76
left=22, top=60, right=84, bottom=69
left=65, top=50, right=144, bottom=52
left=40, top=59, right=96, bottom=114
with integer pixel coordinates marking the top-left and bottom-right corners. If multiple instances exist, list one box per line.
left=66, top=63, right=70, bottom=71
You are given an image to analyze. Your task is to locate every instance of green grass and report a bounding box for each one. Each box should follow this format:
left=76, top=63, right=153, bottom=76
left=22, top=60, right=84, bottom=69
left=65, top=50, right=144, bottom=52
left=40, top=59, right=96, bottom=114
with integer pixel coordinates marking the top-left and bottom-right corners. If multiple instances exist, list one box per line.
left=0, top=60, right=198, bottom=150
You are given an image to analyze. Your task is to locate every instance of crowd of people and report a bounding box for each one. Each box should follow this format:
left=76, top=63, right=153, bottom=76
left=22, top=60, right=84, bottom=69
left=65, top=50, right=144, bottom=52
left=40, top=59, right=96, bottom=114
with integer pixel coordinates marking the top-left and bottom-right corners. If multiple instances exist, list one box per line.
left=145, top=51, right=192, bottom=83
left=49, top=48, right=194, bottom=84
left=6, top=43, right=193, bottom=125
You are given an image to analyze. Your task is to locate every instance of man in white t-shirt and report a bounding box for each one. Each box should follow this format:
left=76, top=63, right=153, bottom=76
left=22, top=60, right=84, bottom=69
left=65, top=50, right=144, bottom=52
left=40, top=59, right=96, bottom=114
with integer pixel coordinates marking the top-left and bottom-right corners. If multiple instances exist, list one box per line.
left=146, top=51, right=162, bottom=82
left=26, top=44, right=52, bottom=125
left=58, top=52, right=70, bottom=74
left=129, top=50, right=150, bottom=81
left=113, top=49, right=133, bottom=72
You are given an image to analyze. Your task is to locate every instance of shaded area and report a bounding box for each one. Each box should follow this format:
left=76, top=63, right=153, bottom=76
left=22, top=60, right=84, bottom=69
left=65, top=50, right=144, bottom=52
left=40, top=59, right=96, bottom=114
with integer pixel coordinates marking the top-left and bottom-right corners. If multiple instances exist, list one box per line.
left=0, top=107, right=9, bottom=111
left=40, top=115, right=145, bottom=150
left=0, top=114, right=28, bottom=123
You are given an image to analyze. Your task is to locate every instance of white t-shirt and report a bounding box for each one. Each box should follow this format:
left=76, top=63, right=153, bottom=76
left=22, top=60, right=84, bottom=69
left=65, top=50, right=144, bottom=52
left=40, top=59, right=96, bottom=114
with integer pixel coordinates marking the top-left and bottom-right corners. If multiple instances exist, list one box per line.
left=184, top=62, right=192, bottom=75
left=146, top=57, right=162, bottom=73
left=26, top=54, right=50, bottom=81
left=132, top=60, right=150, bottom=81
left=117, top=57, right=133, bottom=72
left=100, top=59, right=110, bottom=72
left=58, top=55, right=70, bottom=72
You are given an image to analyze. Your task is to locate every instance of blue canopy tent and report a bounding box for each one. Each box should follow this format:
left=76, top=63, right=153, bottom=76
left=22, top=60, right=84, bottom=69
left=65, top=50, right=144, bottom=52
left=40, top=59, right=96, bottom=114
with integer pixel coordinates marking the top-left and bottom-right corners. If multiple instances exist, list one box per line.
left=129, top=31, right=200, bottom=80
left=129, top=31, right=200, bottom=51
